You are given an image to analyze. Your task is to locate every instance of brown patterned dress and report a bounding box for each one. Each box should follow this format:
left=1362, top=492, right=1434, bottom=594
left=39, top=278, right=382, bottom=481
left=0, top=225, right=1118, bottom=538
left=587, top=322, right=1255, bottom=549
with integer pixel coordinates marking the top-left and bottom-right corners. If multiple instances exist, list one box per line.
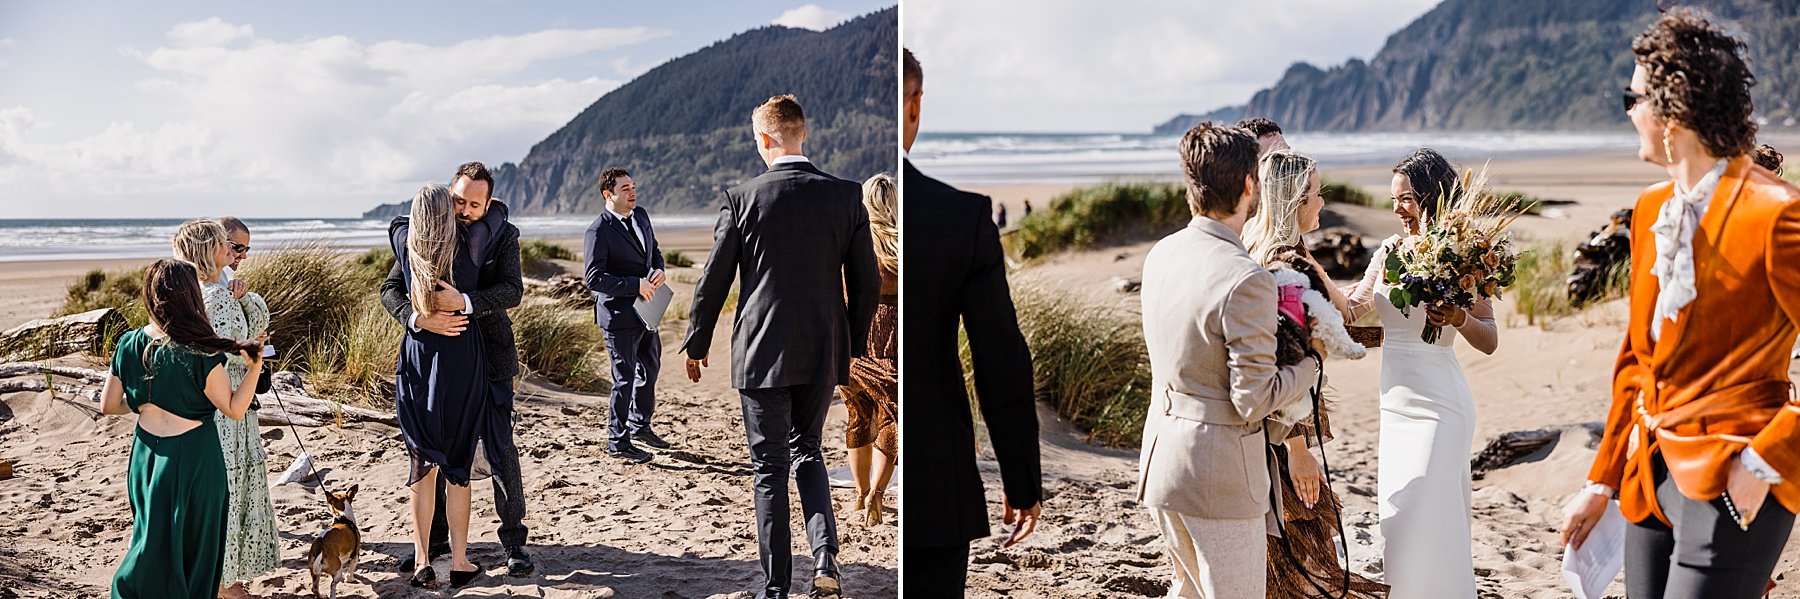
left=841, top=267, right=897, bottom=457
left=1268, top=402, right=1389, bottom=598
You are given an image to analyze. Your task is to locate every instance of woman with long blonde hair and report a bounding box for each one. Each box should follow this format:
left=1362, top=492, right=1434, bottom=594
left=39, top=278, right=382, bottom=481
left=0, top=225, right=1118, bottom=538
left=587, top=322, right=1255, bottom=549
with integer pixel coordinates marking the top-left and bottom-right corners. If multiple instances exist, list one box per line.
left=839, top=172, right=899, bottom=525
left=392, top=183, right=497, bottom=588
left=1239, top=151, right=1388, bottom=598
left=171, top=219, right=277, bottom=599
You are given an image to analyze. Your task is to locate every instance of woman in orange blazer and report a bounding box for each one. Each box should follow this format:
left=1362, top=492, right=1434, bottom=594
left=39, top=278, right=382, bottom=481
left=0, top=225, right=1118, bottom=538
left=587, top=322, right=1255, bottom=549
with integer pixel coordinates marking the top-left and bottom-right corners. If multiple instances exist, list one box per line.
left=1561, top=8, right=1800, bottom=598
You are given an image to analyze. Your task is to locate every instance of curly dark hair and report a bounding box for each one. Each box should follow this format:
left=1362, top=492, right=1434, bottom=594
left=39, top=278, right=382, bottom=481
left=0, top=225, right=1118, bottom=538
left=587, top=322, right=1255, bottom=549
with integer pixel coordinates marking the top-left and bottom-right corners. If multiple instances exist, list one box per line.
left=1753, top=144, right=1783, bottom=174
left=1236, top=118, right=1283, bottom=138
left=1632, top=7, right=1757, bottom=159
left=1393, top=148, right=1459, bottom=221
left=599, top=167, right=631, bottom=195
left=1179, top=122, right=1259, bottom=217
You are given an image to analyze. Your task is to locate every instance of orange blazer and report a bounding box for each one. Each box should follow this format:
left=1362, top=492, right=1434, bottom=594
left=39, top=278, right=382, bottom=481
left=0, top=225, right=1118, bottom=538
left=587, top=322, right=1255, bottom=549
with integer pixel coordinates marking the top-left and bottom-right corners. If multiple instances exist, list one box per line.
left=1587, top=155, right=1800, bottom=526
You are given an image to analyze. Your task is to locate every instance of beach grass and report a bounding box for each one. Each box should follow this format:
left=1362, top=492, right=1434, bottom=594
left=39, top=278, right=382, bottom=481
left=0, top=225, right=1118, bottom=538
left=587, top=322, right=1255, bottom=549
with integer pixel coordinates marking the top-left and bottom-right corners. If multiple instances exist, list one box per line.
left=1010, top=181, right=1188, bottom=260
left=1322, top=178, right=1385, bottom=208
left=663, top=249, right=695, bottom=268
left=961, top=284, right=1151, bottom=447
left=521, top=239, right=578, bottom=263
left=58, top=266, right=151, bottom=330
left=306, top=297, right=402, bottom=402
left=511, top=297, right=610, bottom=393
left=1510, top=240, right=1629, bottom=325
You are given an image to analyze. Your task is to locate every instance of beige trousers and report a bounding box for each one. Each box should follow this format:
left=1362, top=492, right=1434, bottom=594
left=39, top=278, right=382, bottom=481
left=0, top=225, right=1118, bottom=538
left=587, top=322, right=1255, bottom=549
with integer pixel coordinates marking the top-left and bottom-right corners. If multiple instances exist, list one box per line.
left=1148, top=507, right=1267, bottom=599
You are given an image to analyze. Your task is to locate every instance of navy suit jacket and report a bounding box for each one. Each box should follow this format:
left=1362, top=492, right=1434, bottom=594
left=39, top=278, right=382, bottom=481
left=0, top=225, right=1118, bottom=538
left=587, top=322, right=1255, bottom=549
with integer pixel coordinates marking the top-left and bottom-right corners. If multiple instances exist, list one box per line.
left=583, top=207, right=665, bottom=332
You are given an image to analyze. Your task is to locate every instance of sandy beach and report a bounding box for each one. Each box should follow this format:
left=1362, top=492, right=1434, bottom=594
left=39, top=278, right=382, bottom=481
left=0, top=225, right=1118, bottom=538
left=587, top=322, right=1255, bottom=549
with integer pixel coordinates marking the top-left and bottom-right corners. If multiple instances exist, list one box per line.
left=0, top=222, right=898, bottom=598
left=944, top=150, right=1800, bottom=598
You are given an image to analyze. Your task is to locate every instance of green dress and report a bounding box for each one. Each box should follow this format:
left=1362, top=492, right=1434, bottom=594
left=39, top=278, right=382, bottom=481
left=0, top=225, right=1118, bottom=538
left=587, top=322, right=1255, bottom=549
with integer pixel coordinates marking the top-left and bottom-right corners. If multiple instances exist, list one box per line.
left=110, top=328, right=230, bottom=599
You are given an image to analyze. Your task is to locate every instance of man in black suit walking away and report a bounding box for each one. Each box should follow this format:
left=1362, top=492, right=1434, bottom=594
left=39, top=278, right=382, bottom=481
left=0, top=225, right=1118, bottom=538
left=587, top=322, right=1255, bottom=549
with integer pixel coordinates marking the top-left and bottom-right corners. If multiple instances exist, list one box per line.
left=900, top=48, right=1044, bottom=597
left=583, top=167, right=671, bottom=464
left=682, top=94, right=879, bottom=599
left=382, top=161, right=536, bottom=577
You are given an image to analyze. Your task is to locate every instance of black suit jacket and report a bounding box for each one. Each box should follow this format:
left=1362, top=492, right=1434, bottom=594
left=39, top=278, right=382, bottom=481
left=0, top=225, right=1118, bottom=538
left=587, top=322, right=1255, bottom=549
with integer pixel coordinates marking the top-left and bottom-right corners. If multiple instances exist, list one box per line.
left=901, top=159, right=1042, bottom=546
left=680, top=160, right=880, bottom=390
left=379, top=201, right=524, bottom=382
left=582, top=207, right=666, bottom=332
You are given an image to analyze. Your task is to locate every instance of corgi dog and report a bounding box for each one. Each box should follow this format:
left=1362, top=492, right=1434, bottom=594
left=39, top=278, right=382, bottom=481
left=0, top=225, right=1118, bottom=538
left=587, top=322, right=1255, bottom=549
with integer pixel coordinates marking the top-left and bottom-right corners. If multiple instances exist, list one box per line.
left=306, top=484, right=361, bottom=598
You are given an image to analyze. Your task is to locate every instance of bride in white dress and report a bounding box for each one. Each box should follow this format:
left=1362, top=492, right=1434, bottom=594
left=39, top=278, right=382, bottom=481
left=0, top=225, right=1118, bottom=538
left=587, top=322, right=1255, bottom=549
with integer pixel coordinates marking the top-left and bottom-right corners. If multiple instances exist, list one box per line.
left=1345, top=148, right=1499, bottom=599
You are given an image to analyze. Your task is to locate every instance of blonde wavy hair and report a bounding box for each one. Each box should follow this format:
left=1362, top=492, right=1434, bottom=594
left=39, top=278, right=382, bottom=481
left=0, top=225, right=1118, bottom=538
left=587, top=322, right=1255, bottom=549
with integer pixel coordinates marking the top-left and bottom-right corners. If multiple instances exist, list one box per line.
left=170, top=219, right=230, bottom=281
left=862, top=172, right=898, bottom=273
left=1242, top=149, right=1318, bottom=264
left=407, top=184, right=460, bottom=317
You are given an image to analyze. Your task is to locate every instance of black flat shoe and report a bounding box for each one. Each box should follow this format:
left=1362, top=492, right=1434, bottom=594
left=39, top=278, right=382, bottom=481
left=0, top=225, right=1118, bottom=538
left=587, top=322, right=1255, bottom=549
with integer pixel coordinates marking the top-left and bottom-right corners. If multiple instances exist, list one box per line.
left=449, top=562, right=483, bottom=588
left=409, top=567, right=436, bottom=587
left=754, top=587, right=788, bottom=599
left=396, top=542, right=449, bottom=572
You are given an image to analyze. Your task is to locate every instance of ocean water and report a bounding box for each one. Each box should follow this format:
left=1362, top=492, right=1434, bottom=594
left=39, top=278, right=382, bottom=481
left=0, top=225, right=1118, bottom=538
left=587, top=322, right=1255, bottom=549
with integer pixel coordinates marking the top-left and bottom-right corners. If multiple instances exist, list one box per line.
left=909, top=131, right=1640, bottom=186
left=0, top=215, right=717, bottom=262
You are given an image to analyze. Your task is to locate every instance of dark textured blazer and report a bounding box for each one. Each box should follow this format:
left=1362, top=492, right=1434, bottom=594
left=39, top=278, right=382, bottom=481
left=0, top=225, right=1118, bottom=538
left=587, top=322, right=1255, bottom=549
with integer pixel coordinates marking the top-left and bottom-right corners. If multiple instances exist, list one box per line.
left=901, top=159, right=1042, bottom=546
left=679, top=160, right=880, bottom=390
left=380, top=201, right=524, bottom=382
left=582, top=207, right=666, bottom=332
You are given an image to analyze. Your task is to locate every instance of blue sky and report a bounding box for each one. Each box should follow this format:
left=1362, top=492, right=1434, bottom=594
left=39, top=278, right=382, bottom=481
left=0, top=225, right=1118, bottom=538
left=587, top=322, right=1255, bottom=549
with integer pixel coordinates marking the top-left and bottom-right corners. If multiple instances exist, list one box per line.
left=0, top=1, right=893, bottom=218
left=903, top=0, right=1440, bottom=133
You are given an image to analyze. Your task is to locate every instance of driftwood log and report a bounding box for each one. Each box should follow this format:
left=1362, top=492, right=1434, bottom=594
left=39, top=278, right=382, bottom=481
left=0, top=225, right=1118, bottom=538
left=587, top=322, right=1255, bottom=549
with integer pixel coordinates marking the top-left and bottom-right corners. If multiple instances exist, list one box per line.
left=1470, top=429, right=1561, bottom=480
left=1305, top=227, right=1372, bottom=280
left=0, top=309, right=128, bottom=361
left=1567, top=208, right=1633, bottom=307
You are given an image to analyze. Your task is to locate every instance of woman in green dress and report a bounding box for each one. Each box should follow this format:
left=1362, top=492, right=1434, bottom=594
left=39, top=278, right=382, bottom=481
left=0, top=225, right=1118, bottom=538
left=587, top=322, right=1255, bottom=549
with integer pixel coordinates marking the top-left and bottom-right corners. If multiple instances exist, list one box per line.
left=102, top=259, right=264, bottom=599
left=173, top=219, right=279, bottom=599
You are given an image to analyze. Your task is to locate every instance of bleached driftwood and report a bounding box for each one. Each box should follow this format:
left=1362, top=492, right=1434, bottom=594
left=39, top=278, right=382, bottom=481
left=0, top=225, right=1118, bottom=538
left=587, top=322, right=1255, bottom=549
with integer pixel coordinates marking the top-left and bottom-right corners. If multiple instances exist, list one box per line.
left=0, top=309, right=128, bottom=361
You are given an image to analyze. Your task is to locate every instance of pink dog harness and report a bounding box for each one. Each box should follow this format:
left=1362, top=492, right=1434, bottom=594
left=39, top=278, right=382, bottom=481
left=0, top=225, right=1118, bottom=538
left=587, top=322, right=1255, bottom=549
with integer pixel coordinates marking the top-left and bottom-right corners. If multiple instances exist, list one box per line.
left=1277, top=283, right=1308, bottom=325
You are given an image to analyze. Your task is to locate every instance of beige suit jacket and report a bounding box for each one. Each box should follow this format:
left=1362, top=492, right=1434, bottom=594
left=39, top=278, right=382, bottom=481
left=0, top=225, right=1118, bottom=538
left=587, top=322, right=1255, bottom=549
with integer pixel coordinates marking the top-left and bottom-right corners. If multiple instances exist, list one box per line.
left=1137, top=216, right=1320, bottom=519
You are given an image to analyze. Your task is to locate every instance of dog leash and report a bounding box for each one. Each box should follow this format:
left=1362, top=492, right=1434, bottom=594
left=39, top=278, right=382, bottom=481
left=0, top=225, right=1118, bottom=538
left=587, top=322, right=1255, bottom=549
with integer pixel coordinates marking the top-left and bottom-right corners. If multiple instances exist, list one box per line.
left=1268, top=351, right=1354, bottom=599
left=266, top=381, right=340, bottom=502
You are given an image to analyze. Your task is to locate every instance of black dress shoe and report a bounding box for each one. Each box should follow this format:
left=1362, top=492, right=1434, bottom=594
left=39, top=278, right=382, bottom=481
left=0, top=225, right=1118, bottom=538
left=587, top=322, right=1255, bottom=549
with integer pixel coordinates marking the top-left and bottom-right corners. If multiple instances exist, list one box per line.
left=633, top=429, right=672, bottom=450
left=812, top=548, right=841, bottom=597
left=408, top=566, right=436, bottom=587
left=607, top=445, right=653, bottom=464
left=449, top=562, right=484, bottom=588
left=506, top=546, right=536, bottom=577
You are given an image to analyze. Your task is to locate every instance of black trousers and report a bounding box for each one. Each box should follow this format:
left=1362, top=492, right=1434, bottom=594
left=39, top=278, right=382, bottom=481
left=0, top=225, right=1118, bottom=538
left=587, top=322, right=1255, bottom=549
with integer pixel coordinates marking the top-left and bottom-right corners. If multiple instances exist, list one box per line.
left=603, top=326, right=661, bottom=451
left=902, top=542, right=971, bottom=598
left=1625, top=454, right=1794, bottom=599
left=429, top=381, right=529, bottom=550
left=741, top=383, right=839, bottom=590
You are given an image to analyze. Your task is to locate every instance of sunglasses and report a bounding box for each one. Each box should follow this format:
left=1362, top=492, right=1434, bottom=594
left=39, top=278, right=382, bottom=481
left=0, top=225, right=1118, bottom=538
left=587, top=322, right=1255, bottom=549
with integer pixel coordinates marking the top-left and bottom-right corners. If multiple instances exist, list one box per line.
left=1622, top=89, right=1647, bottom=113
left=229, top=242, right=250, bottom=253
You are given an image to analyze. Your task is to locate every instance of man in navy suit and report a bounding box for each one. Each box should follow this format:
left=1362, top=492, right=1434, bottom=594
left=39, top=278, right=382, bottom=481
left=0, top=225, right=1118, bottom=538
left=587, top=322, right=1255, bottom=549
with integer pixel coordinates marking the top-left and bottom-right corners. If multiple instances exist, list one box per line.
left=583, top=167, right=670, bottom=464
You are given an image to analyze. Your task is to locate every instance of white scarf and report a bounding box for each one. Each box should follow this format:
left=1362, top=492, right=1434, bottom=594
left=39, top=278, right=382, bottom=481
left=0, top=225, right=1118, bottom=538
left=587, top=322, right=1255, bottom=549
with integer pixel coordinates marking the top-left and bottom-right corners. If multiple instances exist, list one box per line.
left=1648, top=159, right=1728, bottom=341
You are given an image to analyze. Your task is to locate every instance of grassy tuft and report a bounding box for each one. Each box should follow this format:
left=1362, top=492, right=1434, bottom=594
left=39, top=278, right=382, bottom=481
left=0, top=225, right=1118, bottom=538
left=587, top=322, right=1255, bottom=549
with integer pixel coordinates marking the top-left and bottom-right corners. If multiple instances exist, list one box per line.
left=961, top=284, right=1151, bottom=447
left=1010, top=182, right=1189, bottom=260
left=1321, top=179, right=1385, bottom=208
left=511, top=297, right=610, bottom=393
left=662, top=249, right=695, bottom=268
left=58, top=266, right=151, bottom=330
left=1510, top=240, right=1630, bottom=326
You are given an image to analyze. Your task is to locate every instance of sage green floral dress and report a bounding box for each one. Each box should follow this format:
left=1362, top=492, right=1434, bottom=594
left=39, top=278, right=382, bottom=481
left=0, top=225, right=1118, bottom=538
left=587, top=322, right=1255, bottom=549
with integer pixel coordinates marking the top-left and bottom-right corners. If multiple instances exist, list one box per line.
left=202, top=282, right=279, bottom=584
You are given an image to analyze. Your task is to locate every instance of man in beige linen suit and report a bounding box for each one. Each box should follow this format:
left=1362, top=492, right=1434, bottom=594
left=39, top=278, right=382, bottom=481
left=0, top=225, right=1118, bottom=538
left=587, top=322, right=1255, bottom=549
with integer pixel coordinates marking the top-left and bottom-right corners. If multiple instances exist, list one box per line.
left=1138, top=122, right=1323, bottom=598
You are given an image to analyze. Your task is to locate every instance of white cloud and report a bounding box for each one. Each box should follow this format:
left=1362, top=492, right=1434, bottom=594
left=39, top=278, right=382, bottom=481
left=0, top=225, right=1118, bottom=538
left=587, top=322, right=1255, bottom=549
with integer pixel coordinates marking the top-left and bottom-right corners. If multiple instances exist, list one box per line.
left=0, top=20, right=670, bottom=215
left=773, top=4, right=851, bottom=31
left=902, top=0, right=1439, bottom=132
left=166, top=17, right=254, bottom=47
